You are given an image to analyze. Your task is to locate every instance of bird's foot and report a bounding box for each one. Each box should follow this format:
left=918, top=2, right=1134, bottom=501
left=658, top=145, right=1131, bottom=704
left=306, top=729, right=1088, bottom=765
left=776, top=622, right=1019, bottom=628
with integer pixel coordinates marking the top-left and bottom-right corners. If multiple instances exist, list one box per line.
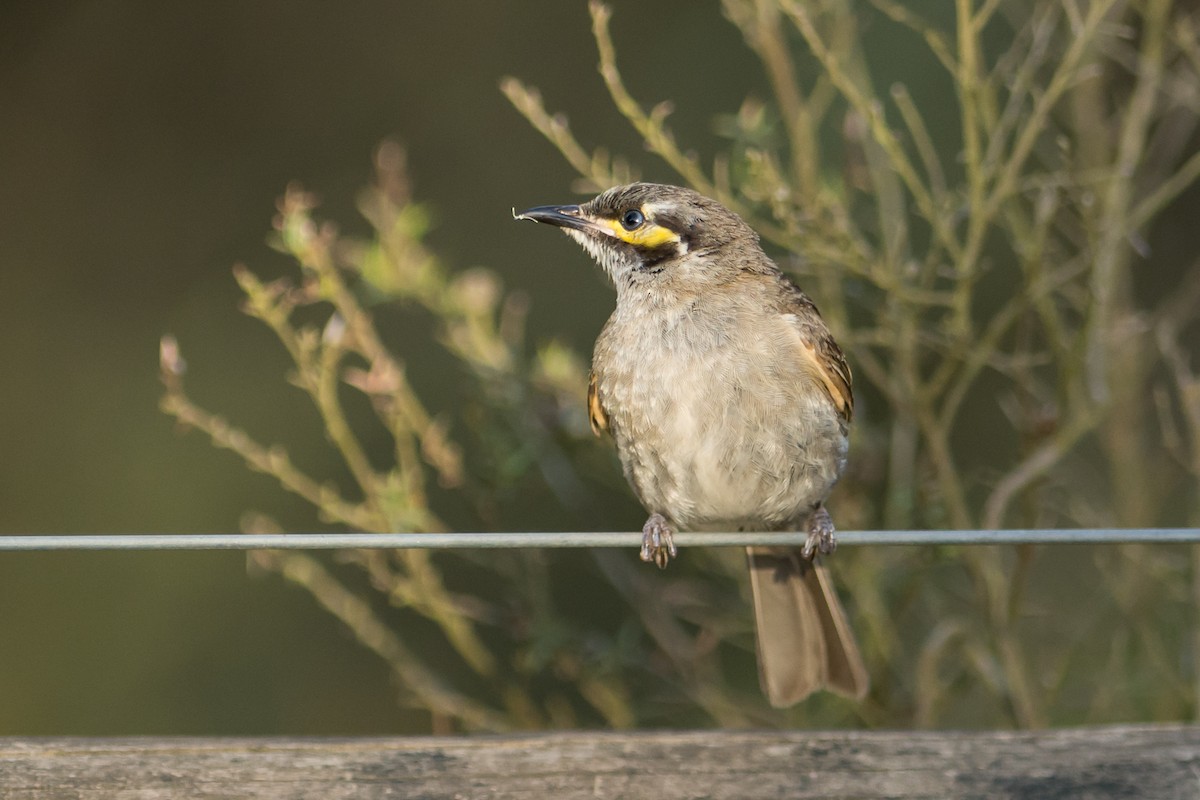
left=802, top=506, right=837, bottom=560
left=640, top=513, right=677, bottom=570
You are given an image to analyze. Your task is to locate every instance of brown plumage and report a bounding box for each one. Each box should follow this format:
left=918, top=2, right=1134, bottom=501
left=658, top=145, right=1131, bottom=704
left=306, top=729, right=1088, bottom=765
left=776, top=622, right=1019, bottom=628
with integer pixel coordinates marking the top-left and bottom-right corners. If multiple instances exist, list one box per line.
left=517, top=183, right=867, bottom=706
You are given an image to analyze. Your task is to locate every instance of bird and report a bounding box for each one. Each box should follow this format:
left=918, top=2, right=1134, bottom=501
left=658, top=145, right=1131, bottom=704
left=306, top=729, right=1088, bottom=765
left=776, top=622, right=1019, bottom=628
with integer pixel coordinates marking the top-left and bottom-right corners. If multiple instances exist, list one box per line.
left=515, top=182, right=867, bottom=706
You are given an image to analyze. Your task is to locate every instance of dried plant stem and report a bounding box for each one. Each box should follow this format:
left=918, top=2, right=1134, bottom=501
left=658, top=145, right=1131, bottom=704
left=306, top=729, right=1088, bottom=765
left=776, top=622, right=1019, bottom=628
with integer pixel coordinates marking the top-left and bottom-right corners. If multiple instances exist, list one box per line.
left=1086, top=0, right=1168, bottom=402
left=160, top=391, right=376, bottom=532
left=499, top=77, right=622, bottom=191
left=868, top=1, right=957, bottom=74
left=782, top=2, right=958, bottom=261
left=592, top=551, right=756, bottom=727
left=251, top=549, right=509, bottom=732
left=1131, top=147, right=1200, bottom=231
left=588, top=2, right=717, bottom=201
left=749, top=0, right=819, bottom=195
left=983, top=410, right=1098, bottom=530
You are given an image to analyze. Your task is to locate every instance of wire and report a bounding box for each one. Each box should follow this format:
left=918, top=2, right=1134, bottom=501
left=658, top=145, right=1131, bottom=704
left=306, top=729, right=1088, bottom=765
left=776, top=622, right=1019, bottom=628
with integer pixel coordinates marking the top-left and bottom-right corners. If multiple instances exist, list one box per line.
left=0, top=529, right=1196, bottom=551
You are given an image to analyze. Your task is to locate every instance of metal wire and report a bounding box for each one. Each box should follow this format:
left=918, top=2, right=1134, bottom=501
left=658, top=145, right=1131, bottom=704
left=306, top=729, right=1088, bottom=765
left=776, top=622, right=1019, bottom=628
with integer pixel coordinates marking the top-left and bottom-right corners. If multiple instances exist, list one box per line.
left=0, top=529, right=1196, bottom=551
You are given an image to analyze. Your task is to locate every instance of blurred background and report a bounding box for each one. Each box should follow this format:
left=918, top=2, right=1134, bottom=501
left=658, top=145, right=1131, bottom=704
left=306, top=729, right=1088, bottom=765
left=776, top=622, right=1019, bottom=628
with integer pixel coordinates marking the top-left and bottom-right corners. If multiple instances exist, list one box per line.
left=2, top=1, right=1198, bottom=735
left=0, top=0, right=763, bottom=735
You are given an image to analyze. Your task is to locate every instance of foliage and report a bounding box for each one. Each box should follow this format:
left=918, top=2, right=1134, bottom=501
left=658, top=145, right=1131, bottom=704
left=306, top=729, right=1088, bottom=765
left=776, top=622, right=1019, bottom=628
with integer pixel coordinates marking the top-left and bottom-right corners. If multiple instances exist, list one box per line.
left=164, top=1, right=1200, bottom=730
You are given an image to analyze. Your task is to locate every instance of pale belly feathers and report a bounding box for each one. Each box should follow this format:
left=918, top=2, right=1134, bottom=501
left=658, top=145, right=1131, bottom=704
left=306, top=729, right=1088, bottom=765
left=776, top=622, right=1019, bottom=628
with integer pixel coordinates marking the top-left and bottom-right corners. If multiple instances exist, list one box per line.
left=593, top=306, right=848, bottom=531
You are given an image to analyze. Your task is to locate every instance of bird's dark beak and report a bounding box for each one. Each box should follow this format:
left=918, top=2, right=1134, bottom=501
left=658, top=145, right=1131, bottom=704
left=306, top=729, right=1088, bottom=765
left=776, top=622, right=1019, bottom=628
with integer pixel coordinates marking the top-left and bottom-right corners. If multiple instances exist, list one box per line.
left=513, top=204, right=597, bottom=234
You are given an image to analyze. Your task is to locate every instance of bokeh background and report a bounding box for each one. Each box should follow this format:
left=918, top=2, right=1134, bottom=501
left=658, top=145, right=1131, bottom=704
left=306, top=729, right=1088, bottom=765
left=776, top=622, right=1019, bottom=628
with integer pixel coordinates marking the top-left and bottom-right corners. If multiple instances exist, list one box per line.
left=2, top=1, right=1198, bottom=735
left=0, top=1, right=729, bottom=734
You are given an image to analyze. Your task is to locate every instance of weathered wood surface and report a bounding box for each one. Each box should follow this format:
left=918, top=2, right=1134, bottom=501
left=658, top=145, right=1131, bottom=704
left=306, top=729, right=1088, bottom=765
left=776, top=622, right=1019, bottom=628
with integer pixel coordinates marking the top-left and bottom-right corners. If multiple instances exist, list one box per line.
left=1, top=725, right=1196, bottom=799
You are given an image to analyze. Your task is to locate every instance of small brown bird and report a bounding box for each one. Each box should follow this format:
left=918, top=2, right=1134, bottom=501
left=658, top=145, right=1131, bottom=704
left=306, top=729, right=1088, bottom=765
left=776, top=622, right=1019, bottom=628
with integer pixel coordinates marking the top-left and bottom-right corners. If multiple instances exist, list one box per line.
left=516, top=183, right=867, bottom=705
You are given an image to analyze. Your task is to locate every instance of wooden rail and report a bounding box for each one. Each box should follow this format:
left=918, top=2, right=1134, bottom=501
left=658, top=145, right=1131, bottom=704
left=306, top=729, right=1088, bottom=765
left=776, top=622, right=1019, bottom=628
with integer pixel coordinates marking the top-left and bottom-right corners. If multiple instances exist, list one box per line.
left=2, top=725, right=1196, bottom=799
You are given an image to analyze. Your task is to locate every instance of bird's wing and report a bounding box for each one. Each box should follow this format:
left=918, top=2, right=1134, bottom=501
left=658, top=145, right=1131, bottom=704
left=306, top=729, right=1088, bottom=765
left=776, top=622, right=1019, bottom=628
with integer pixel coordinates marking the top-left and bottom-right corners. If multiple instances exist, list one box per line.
left=587, top=369, right=610, bottom=437
left=782, top=292, right=854, bottom=424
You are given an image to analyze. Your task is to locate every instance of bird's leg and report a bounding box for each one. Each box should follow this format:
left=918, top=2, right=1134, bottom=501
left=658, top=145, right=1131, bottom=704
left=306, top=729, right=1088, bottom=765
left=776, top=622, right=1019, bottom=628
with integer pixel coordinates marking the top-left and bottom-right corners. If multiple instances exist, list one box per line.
left=801, top=506, right=837, bottom=560
left=640, top=512, right=678, bottom=569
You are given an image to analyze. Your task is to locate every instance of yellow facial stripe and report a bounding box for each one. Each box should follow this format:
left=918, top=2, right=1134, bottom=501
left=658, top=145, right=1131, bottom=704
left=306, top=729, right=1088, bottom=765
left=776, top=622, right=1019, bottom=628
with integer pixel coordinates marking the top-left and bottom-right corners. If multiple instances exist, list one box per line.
left=601, top=218, right=681, bottom=248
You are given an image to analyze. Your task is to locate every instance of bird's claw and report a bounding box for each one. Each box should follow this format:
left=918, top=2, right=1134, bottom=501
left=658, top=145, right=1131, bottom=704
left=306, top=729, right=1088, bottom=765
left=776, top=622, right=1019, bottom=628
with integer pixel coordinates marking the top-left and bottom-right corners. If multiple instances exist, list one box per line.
left=802, top=506, right=837, bottom=560
left=640, top=513, right=677, bottom=569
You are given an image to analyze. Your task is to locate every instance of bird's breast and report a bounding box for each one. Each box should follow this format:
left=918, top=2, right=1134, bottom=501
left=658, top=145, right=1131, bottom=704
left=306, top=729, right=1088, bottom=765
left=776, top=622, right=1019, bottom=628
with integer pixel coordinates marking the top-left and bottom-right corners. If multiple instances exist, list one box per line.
left=593, top=306, right=848, bottom=530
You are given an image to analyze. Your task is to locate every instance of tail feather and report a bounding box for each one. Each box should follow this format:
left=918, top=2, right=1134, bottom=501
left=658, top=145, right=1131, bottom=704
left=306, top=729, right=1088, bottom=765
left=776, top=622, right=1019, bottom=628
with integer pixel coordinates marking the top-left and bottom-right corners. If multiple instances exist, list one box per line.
left=746, top=547, right=868, bottom=706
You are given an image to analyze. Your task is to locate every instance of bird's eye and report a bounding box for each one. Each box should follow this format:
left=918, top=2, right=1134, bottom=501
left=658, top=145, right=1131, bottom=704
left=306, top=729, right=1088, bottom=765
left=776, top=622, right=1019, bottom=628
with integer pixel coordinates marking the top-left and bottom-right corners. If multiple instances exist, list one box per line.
left=620, top=209, right=645, bottom=230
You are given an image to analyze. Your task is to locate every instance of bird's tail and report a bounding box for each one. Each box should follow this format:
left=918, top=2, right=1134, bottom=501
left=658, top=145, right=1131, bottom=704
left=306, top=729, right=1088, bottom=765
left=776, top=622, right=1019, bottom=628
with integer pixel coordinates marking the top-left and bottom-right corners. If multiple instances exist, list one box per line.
left=745, top=547, right=868, bottom=706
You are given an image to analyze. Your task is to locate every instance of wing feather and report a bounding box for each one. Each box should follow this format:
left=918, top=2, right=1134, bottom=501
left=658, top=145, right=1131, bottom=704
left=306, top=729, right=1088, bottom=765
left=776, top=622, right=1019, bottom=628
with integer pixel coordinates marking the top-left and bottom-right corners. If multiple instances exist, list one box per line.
left=781, top=291, right=853, bottom=423
left=587, top=369, right=609, bottom=437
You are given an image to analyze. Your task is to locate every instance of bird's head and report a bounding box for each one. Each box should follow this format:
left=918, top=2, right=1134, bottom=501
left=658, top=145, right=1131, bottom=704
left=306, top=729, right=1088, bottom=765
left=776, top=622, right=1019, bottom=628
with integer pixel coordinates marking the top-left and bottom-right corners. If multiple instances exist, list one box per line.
left=515, top=183, right=761, bottom=293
